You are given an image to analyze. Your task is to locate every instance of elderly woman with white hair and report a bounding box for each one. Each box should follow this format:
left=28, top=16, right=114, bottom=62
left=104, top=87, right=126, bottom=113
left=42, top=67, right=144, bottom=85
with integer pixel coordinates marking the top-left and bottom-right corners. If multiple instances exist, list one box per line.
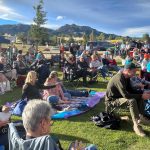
left=22, top=100, right=54, bottom=139
left=9, top=100, right=62, bottom=150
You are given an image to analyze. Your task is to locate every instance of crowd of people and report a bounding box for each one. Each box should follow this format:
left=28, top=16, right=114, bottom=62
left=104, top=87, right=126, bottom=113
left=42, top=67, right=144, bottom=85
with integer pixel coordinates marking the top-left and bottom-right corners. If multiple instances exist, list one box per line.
left=0, top=40, right=150, bottom=149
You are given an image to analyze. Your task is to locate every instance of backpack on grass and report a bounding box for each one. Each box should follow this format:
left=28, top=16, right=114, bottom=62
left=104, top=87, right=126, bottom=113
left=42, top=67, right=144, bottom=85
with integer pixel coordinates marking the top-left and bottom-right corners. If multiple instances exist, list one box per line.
left=91, top=112, right=120, bottom=130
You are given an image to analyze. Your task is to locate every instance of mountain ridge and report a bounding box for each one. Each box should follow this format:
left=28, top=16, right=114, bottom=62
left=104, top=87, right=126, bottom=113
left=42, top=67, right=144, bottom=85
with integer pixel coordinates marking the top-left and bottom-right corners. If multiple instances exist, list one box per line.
left=0, top=23, right=121, bottom=39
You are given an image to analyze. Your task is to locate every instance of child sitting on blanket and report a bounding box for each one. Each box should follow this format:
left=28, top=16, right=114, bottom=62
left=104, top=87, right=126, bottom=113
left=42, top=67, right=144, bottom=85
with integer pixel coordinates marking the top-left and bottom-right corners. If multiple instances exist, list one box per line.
left=43, top=71, right=70, bottom=107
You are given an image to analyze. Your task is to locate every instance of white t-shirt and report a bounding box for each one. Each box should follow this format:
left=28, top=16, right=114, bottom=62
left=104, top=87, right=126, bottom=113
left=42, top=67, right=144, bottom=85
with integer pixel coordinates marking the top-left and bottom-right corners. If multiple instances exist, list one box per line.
left=90, top=60, right=103, bottom=68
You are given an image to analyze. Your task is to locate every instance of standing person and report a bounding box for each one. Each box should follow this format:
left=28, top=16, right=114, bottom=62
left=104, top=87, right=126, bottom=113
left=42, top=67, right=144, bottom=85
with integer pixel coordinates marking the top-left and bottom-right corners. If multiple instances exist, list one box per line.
left=12, top=45, right=18, bottom=59
left=105, top=63, right=150, bottom=137
left=13, top=54, right=29, bottom=75
left=22, top=71, right=56, bottom=100
left=60, top=44, right=65, bottom=55
left=7, top=46, right=13, bottom=64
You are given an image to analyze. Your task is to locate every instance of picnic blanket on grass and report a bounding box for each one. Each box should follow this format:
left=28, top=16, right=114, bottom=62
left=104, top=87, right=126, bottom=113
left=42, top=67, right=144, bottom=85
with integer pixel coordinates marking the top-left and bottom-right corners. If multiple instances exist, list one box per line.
left=9, top=91, right=105, bottom=119
left=51, top=92, right=105, bottom=119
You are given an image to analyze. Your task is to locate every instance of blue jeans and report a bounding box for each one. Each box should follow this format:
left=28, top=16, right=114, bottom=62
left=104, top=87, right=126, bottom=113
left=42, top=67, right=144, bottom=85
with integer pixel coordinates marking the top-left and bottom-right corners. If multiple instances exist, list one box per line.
left=98, top=66, right=108, bottom=78
left=64, top=89, right=88, bottom=97
left=0, top=133, right=9, bottom=150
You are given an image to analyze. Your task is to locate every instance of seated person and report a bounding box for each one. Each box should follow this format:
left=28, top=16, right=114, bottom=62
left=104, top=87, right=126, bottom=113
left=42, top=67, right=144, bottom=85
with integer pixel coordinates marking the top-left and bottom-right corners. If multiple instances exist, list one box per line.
left=107, top=57, right=120, bottom=72
left=35, top=51, right=45, bottom=61
left=141, top=54, right=150, bottom=80
left=141, top=54, right=149, bottom=71
left=9, top=99, right=61, bottom=150
left=22, top=71, right=56, bottom=100
left=130, top=76, right=150, bottom=93
left=0, top=105, right=10, bottom=150
left=24, top=52, right=34, bottom=66
left=64, top=55, right=77, bottom=80
left=43, top=71, right=69, bottom=106
left=21, top=100, right=88, bottom=150
left=0, top=73, right=11, bottom=94
left=0, top=56, right=17, bottom=80
left=52, top=71, right=90, bottom=97
left=76, top=56, right=93, bottom=86
left=36, top=59, right=50, bottom=84
left=105, top=63, right=150, bottom=137
left=13, top=54, right=29, bottom=75
left=80, top=50, right=91, bottom=64
left=133, top=48, right=140, bottom=61
left=90, top=54, right=110, bottom=81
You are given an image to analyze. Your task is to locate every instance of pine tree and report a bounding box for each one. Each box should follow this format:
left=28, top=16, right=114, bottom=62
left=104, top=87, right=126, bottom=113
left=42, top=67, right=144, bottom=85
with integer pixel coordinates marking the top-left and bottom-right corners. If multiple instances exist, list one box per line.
left=98, top=33, right=105, bottom=41
left=89, top=30, right=95, bottom=41
left=17, top=32, right=27, bottom=45
left=82, top=33, right=88, bottom=45
left=29, top=0, right=48, bottom=48
left=143, top=33, right=150, bottom=42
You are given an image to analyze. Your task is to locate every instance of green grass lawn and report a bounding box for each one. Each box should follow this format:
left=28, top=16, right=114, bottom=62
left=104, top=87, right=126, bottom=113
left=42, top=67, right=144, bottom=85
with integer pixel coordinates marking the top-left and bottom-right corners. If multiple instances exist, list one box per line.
left=0, top=75, right=150, bottom=150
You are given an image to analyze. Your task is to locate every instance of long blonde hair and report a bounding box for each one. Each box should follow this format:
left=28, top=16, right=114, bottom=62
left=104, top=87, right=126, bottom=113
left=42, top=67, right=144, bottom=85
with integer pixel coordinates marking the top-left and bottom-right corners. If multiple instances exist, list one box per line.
left=25, top=71, right=37, bottom=85
left=45, top=71, right=58, bottom=84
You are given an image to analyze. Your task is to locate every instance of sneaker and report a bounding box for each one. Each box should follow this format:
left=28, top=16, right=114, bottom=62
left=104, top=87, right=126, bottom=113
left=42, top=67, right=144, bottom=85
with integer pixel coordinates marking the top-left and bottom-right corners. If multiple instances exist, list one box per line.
left=120, top=116, right=130, bottom=121
left=133, top=124, right=146, bottom=137
left=138, top=115, right=150, bottom=125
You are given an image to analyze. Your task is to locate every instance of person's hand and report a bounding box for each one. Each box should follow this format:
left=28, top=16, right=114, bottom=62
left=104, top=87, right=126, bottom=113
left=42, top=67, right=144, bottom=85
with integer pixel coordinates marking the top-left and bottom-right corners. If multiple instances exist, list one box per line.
left=0, top=120, right=9, bottom=128
left=71, top=140, right=85, bottom=150
left=142, top=92, right=150, bottom=100
left=2, top=105, right=10, bottom=113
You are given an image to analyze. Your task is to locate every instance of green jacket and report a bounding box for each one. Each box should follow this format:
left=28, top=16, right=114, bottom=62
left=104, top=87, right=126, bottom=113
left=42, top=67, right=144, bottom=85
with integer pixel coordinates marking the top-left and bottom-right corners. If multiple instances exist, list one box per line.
left=105, top=71, right=142, bottom=101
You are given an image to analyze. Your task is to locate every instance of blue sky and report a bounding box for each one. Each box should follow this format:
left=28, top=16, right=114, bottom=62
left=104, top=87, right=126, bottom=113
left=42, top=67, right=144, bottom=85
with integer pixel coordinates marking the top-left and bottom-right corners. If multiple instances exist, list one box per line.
left=0, top=0, right=150, bottom=37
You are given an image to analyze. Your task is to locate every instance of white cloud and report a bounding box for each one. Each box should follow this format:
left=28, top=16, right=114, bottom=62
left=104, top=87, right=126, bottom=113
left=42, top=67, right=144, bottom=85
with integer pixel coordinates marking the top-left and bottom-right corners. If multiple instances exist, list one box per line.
left=56, top=16, right=65, bottom=20
left=44, top=23, right=60, bottom=29
left=123, top=26, right=150, bottom=37
left=0, top=5, right=24, bottom=21
left=0, top=2, right=32, bottom=24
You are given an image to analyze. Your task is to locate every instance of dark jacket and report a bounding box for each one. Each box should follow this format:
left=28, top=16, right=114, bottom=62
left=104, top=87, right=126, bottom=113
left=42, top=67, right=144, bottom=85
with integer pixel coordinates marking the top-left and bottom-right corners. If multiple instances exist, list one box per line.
left=22, top=82, right=55, bottom=100
left=105, top=71, right=142, bottom=101
left=77, top=60, right=89, bottom=71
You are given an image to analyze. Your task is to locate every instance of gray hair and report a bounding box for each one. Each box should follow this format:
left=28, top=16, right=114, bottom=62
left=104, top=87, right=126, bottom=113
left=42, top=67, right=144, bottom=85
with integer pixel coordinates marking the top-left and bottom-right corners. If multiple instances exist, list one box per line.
left=22, top=99, right=52, bottom=132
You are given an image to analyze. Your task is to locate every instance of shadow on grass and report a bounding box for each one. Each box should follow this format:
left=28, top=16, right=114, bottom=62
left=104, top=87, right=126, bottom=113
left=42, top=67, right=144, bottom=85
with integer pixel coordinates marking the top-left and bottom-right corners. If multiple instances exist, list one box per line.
left=51, top=133, right=90, bottom=143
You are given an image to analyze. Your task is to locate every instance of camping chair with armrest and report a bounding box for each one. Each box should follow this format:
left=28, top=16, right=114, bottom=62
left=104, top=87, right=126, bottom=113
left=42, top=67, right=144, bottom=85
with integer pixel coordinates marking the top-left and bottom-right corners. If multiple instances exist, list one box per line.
left=62, top=66, right=81, bottom=88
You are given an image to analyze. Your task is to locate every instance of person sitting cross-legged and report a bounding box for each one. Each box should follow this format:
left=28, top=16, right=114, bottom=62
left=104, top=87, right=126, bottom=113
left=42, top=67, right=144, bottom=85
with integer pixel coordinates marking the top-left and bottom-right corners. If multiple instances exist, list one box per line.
left=105, top=63, right=150, bottom=137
